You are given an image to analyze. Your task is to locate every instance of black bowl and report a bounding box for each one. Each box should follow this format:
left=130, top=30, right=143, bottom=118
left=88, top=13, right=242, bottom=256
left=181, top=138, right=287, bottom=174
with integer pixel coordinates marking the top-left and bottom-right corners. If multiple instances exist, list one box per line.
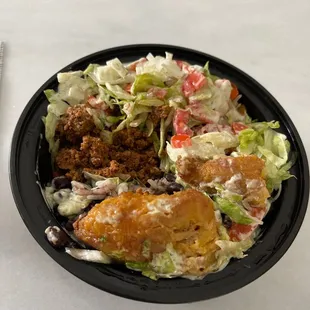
left=10, top=44, right=309, bottom=304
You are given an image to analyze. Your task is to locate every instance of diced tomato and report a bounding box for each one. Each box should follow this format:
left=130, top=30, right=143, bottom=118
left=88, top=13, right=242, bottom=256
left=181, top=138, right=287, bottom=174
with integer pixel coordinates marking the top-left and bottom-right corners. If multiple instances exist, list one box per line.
left=127, top=58, right=147, bottom=71
left=188, top=71, right=206, bottom=89
left=171, top=134, right=192, bottom=148
left=232, top=122, right=248, bottom=134
left=147, top=87, right=167, bottom=99
left=175, top=60, right=191, bottom=72
left=182, top=71, right=206, bottom=97
left=173, top=109, right=193, bottom=136
left=175, top=60, right=184, bottom=69
left=182, top=78, right=196, bottom=97
left=230, top=82, right=239, bottom=100
left=124, top=83, right=132, bottom=93
left=229, top=206, right=266, bottom=241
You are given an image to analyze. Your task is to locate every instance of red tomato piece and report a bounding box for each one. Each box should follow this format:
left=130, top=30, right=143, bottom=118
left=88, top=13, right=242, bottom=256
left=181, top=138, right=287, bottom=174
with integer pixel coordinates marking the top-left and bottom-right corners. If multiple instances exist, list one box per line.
left=230, top=82, right=239, bottom=100
left=124, top=83, right=132, bottom=93
left=175, top=60, right=184, bottom=69
left=182, top=78, right=196, bottom=97
left=229, top=206, right=266, bottom=241
left=232, top=122, right=248, bottom=134
left=127, top=58, right=147, bottom=71
left=171, top=134, right=192, bottom=148
left=173, top=109, right=193, bottom=136
left=182, top=72, right=206, bottom=97
left=188, top=71, right=206, bottom=89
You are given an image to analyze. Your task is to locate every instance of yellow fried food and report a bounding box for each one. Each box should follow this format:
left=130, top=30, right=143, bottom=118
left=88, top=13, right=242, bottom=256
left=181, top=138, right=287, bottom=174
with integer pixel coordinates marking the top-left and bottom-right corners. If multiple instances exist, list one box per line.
left=177, top=155, right=270, bottom=205
left=73, top=189, right=220, bottom=276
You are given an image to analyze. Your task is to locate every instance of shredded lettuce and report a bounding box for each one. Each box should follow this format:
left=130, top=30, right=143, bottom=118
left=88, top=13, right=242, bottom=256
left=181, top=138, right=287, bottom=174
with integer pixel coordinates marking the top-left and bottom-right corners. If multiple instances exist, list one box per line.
left=57, top=193, right=91, bottom=217
left=203, top=61, right=220, bottom=82
left=45, top=90, right=69, bottom=116
left=238, top=121, right=294, bottom=192
left=131, top=73, right=165, bottom=94
left=215, top=238, right=254, bottom=262
left=136, top=55, right=184, bottom=80
left=166, top=131, right=238, bottom=162
left=57, top=71, right=94, bottom=106
left=158, top=118, right=166, bottom=157
left=137, top=98, right=164, bottom=107
left=151, top=251, right=175, bottom=274
left=214, top=197, right=261, bottom=225
left=105, top=83, right=135, bottom=100
left=84, top=62, right=135, bottom=85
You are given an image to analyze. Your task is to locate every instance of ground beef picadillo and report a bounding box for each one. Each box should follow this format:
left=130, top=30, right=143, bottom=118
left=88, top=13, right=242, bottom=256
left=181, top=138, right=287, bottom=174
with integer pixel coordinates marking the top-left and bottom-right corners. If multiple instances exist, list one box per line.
left=55, top=105, right=163, bottom=183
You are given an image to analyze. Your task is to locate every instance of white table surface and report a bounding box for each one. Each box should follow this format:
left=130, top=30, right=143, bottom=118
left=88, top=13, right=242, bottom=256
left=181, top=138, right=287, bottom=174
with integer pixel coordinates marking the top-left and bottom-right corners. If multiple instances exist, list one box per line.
left=1, top=0, right=310, bottom=309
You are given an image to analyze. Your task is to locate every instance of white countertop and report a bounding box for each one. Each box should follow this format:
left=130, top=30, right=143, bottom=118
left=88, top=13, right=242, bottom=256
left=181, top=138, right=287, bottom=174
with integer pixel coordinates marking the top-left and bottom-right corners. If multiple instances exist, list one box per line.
left=1, top=0, right=310, bottom=309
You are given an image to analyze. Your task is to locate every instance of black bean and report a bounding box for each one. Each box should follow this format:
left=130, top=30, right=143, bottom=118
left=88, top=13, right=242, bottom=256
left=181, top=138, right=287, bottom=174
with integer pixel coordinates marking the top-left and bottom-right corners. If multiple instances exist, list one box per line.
left=166, top=182, right=183, bottom=195
left=45, top=226, right=71, bottom=248
left=223, top=215, right=232, bottom=229
left=64, top=220, right=74, bottom=232
left=52, top=176, right=71, bottom=190
left=164, top=173, right=176, bottom=182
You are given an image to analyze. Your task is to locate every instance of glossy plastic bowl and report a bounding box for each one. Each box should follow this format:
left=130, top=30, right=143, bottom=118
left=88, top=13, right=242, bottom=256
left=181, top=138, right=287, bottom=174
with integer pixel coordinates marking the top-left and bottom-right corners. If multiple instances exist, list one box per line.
left=10, top=44, right=309, bottom=303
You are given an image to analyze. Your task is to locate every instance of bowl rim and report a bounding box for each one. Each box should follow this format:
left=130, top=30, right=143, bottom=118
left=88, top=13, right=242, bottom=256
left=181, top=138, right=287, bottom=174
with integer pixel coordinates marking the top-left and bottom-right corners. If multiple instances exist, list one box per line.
left=9, top=44, right=310, bottom=304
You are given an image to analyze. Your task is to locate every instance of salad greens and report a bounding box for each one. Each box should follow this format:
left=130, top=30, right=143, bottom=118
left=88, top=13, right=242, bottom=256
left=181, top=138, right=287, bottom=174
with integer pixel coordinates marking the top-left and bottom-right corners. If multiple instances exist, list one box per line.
left=43, top=52, right=294, bottom=281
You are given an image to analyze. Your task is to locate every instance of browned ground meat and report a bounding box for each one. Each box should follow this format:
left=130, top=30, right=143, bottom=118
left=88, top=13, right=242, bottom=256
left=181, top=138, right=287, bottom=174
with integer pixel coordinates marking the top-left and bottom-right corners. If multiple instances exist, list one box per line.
left=55, top=130, right=162, bottom=183
left=113, top=127, right=153, bottom=151
left=56, top=105, right=98, bottom=144
left=149, top=105, right=171, bottom=127
left=80, top=136, right=110, bottom=168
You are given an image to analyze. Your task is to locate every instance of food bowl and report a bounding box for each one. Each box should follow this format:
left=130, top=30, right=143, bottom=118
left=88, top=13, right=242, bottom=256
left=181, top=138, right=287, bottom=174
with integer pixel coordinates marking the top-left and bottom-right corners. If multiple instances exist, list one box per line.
left=10, top=44, right=309, bottom=303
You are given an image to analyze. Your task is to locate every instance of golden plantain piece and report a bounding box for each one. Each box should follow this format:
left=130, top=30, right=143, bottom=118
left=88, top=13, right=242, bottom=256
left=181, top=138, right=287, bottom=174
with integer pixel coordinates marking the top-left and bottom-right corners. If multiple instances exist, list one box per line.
left=73, top=189, right=220, bottom=277
left=177, top=155, right=270, bottom=205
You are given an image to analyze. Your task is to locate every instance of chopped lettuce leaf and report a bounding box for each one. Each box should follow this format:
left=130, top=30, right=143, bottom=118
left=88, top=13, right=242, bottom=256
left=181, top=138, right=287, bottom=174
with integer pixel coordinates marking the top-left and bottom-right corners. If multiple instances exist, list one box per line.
left=125, top=262, right=157, bottom=280
left=137, top=98, right=164, bottom=106
left=44, top=90, right=69, bottom=116
left=106, top=58, right=128, bottom=78
left=44, top=111, right=60, bottom=157
left=194, top=131, right=238, bottom=149
left=56, top=72, right=94, bottom=106
left=238, top=122, right=294, bottom=192
left=158, top=118, right=166, bottom=157
left=151, top=131, right=160, bottom=154
left=136, top=55, right=184, bottom=80
left=238, top=128, right=263, bottom=154
left=146, top=119, right=154, bottom=137
left=85, top=63, right=135, bottom=85
left=151, top=251, right=175, bottom=274
left=105, top=115, right=125, bottom=125
left=250, top=121, right=280, bottom=132
left=166, top=131, right=238, bottom=162
left=129, top=112, right=148, bottom=127
left=214, top=197, right=260, bottom=225
left=142, top=240, right=151, bottom=258
left=105, top=83, right=135, bottom=100
left=86, top=107, right=105, bottom=130
left=131, top=73, right=165, bottom=94
left=57, top=193, right=91, bottom=217
left=216, top=238, right=254, bottom=260
left=188, top=88, right=212, bottom=101
left=203, top=61, right=220, bottom=82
